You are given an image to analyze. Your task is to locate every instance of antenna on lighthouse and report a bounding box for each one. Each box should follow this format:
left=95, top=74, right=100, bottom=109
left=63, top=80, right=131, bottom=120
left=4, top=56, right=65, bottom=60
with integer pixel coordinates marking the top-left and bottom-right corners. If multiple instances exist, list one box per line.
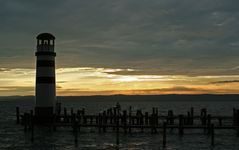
left=35, top=33, right=56, bottom=120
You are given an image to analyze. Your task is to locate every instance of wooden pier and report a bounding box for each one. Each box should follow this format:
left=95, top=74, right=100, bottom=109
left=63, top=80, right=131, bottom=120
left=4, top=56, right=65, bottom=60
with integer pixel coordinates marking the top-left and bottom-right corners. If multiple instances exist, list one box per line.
left=16, top=103, right=239, bottom=149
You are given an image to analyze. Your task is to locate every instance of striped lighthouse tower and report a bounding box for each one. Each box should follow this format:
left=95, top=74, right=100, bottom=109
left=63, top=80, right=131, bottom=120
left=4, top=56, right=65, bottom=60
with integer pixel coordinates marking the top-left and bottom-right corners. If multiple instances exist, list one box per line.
left=35, top=33, right=56, bottom=117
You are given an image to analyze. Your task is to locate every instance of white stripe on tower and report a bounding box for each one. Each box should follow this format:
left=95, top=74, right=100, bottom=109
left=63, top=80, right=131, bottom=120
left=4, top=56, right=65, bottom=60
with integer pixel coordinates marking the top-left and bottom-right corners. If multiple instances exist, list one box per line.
left=35, top=33, right=56, bottom=116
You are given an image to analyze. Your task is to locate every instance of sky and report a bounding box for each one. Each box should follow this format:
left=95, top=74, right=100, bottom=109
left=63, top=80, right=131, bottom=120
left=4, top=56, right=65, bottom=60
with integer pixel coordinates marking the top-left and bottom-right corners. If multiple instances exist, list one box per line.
left=0, top=0, right=239, bottom=96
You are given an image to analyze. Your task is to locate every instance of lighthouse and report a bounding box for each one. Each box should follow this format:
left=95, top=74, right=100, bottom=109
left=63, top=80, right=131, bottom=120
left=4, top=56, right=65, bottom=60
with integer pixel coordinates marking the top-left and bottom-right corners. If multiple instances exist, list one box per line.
left=35, top=33, right=56, bottom=117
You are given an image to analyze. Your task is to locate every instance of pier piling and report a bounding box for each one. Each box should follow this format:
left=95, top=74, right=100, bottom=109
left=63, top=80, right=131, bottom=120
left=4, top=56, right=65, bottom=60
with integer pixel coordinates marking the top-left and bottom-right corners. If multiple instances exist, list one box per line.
left=211, top=124, right=214, bottom=146
left=16, top=107, right=20, bottom=124
left=16, top=104, right=239, bottom=148
left=163, top=122, right=167, bottom=148
left=179, top=115, right=184, bottom=136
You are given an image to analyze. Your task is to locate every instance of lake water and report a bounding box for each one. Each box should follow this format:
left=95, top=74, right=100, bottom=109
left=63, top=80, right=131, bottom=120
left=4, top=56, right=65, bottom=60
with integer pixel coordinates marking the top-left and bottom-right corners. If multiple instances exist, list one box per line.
left=0, top=95, right=239, bottom=150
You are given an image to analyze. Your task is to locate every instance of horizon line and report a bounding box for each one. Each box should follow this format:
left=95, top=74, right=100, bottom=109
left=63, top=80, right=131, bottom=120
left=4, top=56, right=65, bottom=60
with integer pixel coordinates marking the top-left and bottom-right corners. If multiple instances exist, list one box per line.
left=1, top=93, right=239, bottom=97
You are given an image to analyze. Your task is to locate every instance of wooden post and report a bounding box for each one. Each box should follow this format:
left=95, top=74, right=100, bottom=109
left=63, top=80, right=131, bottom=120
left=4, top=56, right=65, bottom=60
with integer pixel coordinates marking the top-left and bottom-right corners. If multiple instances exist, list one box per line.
left=31, top=124, right=34, bottom=142
left=82, top=108, right=85, bottom=115
left=98, top=113, right=102, bottom=133
left=236, top=110, right=239, bottom=136
left=83, top=113, right=87, bottom=124
left=190, top=107, right=194, bottom=125
left=56, top=102, right=61, bottom=115
left=201, top=108, right=207, bottom=126
left=201, top=108, right=207, bottom=133
left=150, top=114, right=154, bottom=134
left=113, top=107, right=117, bottom=123
left=167, top=110, right=172, bottom=124
left=53, top=114, right=56, bottom=131
left=75, top=122, right=78, bottom=145
left=116, top=114, right=119, bottom=148
left=204, top=109, right=207, bottom=125
left=71, top=108, right=74, bottom=115
left=30, top=113, right=34, bottom=142
left=103, top=111, right=106, bottom=132
left=153, top=114, right=157, bottom=133
left=179, top=115, right=184, bottom=135
left=187, top=111, right=190, bottom=125
left=152, top=107, right=155, bottom=115
left=77, top=109, right=80, bottom=116
left=168, top=110, right=174, bottom=125
left=155, top=110, right=159, bottom=126
left=207, top=114, right=211, bottom=134
left=211, top=124, right=214, bottom=147
left=132, top=116, right=135, bottom=125
left=123, top=110, right=127, bottom=133
left=156, top=108, right=159, bottom=116
left=233, top=108, right=237, bottom=126
left=140, top=110, right=144, bottom=132
left=218, top=117, right=222, bottom=126
left=90, top=116, right=93, bottom=124
left=136, top=110, right=139, bottom=125
left=16, top=107, right=20, bottom=124
left=64, top=107, right=67, bottom=122
left=31, top=122, right=34, bottom=142
left=72, top=113, right=76, bottom=125
left=129, top=106, right=132, bottom=133
left=207, top=114, right=211, bottom=125
left=200, top=109, right=203, bottom=125
left=145, top=112, right=149, bottom=125
left=72, top=113, right=76, bottom=124
left=109, top=108, right=113, bottom=124
left=24, top=113, right=27, bottom=132
left=72, top=113, right=78, bottom=145
left=96, top=116, right=99, bottom=125
left=30, top=110, right=33, bottom=117
left=163, top=122, right=166, bottom=148
left=77, top=110, right=81, bottom=124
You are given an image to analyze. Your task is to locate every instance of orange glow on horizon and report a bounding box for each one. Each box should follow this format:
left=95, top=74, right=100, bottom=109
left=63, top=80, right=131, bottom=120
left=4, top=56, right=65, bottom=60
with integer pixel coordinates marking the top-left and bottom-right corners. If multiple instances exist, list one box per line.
left=0, top=67, right=239, bottom=96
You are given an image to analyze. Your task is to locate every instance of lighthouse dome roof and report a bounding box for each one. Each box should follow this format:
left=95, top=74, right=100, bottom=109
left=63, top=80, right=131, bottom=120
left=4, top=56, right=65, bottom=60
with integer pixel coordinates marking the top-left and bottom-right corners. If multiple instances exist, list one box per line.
left=37, top=33, right=55, bottom=40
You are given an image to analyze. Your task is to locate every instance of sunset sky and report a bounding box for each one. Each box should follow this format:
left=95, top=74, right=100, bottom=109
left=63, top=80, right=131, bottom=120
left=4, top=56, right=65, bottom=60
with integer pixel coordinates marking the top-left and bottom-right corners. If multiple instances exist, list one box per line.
left=0, top=0, right=239, bottom=96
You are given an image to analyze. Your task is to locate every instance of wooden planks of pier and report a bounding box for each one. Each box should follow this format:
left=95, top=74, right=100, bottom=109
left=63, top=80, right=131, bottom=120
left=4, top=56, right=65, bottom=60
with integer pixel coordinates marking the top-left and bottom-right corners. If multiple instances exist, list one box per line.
left=16, top=104, right=239, bottom=148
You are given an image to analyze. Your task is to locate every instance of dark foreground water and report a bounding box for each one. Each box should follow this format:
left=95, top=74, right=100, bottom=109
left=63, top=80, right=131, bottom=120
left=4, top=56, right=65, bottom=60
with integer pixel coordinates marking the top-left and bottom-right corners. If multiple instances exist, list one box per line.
left=0, top=95, right=239, bottom=150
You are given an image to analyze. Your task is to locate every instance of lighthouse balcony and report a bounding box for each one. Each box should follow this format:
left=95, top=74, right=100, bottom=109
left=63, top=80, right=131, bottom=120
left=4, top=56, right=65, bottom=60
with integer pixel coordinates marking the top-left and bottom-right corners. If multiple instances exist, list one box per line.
left=37, top=45, right=54, bottom=52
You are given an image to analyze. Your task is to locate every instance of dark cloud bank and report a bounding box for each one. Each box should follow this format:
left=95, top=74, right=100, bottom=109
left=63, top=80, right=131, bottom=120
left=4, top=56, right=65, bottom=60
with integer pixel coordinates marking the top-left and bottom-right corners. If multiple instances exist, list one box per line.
left=0, top=0, right=239, bottom=76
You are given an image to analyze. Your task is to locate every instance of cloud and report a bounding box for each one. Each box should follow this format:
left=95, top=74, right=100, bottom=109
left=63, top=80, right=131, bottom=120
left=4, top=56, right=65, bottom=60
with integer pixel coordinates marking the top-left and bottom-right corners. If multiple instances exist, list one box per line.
left=0, top=66, right=239, bottom=96
left=0, top=0, right=239, bottom=76
left=56, top=86, right=217, bottom=96
left=0, top=86, right=34, bottom=96
left=211, top=80, right=239, bottom=84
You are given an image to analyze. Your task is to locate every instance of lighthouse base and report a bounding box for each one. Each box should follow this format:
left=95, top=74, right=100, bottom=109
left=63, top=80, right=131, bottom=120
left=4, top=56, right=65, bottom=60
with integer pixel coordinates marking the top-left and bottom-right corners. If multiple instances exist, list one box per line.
left=35, top=107, right=54, bottom=124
